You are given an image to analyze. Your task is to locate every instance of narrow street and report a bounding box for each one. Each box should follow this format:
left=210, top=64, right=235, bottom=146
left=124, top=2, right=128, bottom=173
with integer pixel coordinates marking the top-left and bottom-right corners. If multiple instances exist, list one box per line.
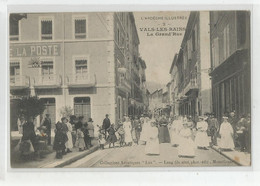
left=65, top=143, right=237, bottom=168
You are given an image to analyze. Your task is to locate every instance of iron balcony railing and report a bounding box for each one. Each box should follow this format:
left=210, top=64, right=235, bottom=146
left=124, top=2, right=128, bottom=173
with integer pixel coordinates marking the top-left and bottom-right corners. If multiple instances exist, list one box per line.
left=66, top=73, right=96, bottom=88
left=10, top=75, right=30, bottom=89
left=33, top=74, right=62, bottom=88
left=183, top=78, right=198, bottom=95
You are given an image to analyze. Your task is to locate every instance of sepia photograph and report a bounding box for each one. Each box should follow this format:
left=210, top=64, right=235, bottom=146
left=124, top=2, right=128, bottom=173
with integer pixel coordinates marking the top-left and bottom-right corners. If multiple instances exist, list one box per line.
left=9, top=10, right=251, bottom=168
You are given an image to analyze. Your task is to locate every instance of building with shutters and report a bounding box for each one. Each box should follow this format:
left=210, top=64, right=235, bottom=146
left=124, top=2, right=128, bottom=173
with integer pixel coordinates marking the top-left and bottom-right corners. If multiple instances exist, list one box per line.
left=174, top=11, right=212, bottom=118
left=9, top=12, right=147, bottom=130
left=209, top=11, right=251, bottom=120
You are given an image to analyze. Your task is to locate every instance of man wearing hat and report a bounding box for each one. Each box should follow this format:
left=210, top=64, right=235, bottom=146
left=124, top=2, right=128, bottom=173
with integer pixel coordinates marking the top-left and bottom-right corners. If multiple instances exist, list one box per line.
left=75, top=116, right=84, bottom=131
left=207, top=113, right=219, bottom=146
left=102, top=114, right=111, bottom=139
left=41, top=114, right=52, bottom=145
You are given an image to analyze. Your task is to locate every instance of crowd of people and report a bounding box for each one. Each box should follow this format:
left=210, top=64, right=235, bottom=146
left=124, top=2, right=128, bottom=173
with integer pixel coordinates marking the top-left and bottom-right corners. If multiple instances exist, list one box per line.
left=15, top=110, right=251, bottom=160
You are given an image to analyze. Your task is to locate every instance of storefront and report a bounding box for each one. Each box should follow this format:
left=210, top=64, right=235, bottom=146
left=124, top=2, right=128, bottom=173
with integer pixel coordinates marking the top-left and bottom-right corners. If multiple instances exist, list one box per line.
left=210, top=49, right=250, bottom=120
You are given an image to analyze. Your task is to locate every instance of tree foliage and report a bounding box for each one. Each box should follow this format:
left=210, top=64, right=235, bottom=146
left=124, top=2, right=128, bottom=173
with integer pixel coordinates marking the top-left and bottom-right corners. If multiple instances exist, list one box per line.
left=17, top=96, right=45, bottom=119
left=59, top=106, right=73, bottom=119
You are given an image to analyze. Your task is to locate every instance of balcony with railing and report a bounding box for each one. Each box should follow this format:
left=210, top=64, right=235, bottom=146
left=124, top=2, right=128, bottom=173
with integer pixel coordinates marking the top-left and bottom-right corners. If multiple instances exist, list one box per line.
left=117, top=67, right=131, bottom=92
left=118, top=76, right=131, bottom=92
left=66, top=73, right=96, bottom=88
left=10, top=75, right=30, bottom=90
left=33, top=74, right=62, bottom=88
left=183, top=77, right=198, bottom=96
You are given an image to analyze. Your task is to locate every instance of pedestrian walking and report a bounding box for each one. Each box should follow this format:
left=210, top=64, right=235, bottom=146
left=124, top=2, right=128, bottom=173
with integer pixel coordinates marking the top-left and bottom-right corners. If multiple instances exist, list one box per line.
left=170, top=115, right=183, bottom=147
left=40, top=114, right=52, bottom=145
left=65, top=118, right=73, bottom=153
left=83, top=122, right=90, bottom=150
left=123, top=116, right=132, bottom=146
left=178, top=122, right=196, bottom=158
left=236, top=114, right=248, bottom=152
left=219, top=116, right=235, bottom=151
left=117, top=122, right=125, bottom=147
left=145, top=120, right=160, bottom=155
left=195, top=116, right=209, bottom=150
left=207, top=113, right=219, bottom=146
left=98, top=129, right=106, bottom=150
left=245, top=114, right=251, bottom=153
left=228, top=111, right=239, bottom=147
left=70, top=115, right=78, bottom=147
left=158, top=114, right=171, bottom=143
left=102, top=114, right=111, bottom=139
left=107, top=124, right=118, bottom=148
left=19, top=116, right=37, bottom=157
left=75, top=126, right=86, bottom=151
left=133, top=116, right=142, bottom=144
left=75, top=116, right=84, bottom=131
left=53, top=119, right=68, bottom=159
left=17, top=114, right=26, bottom=134
left=86, top=118, right=95, bottom=147
left=139, top=117, right=150, bottom=144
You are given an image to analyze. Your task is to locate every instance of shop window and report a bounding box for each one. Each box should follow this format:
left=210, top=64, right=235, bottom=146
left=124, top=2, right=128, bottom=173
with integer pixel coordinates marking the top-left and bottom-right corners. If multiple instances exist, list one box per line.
left=74, top=97, right=91, bottom=121
left=40, top=18, right=53, bottom=40
left=74, top=16, right=87, bottom=39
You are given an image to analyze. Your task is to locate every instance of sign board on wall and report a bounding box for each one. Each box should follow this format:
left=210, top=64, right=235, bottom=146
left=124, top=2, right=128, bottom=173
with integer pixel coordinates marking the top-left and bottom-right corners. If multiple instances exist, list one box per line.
left=10, top=43, right=61, bottom=57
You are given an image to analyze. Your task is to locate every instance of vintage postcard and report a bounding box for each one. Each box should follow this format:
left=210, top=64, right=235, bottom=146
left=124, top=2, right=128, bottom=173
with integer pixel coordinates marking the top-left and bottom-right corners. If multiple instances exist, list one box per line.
left=9, top=10, right=251, bottom=168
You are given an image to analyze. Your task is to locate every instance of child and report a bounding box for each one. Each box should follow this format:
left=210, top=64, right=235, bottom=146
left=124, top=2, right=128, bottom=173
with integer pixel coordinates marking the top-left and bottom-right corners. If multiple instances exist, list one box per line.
left=107, top=124, right=118, bottom=148
left=75, top=127, right=86, bottom=152
left=98, top=129, right=106, bottom=150
left=117, top=123, right=125, bottom=147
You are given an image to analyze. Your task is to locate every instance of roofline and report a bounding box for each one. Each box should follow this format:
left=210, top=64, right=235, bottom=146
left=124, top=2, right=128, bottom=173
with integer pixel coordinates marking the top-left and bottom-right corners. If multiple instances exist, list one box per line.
left=169, top=53, right=178, bottom=74
left=130, top=13, right=140, bottom=45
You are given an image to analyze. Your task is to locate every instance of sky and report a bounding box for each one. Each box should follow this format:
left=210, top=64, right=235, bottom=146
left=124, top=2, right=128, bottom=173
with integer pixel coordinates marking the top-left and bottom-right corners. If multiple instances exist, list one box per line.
left=134, top=11, right=190, bottom=91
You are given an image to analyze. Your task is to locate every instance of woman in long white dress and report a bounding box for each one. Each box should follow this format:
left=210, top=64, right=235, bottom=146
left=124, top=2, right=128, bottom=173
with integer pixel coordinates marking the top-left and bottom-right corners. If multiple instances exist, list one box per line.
left=170, top=116, right=183, bottom=147
left=139, top=117, right=150, bottom=144
left=178, top=122, right=196, bottom=158
left=219, top=116, right=235, bottom=150
left=195, top=116, right=210, bottom=149
left=123, top=116, right=133, bottom=146
left=65, top=119, right=73, bottom=153
left=145, top=120, right=160, bottom=155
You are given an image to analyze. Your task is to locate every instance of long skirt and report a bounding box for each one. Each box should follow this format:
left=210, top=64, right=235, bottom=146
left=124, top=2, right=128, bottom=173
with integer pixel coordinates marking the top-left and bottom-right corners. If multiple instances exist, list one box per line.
left=219, top=133, right=235, bottom=149
left=158, top=126, right=170, bottom=143
left=140, top=126, right=149, bottom=142
left=107, top=134, right=117, bottom=143
left=17, top=139, right=35, bottom=155
left=65, top=132, right=73, bottom=149
left=75, top=138, right=85, bottom=149
left=145, top=138, right=160, bottom=155
left=178, top=137, right=196, bottom=157
left=170, top=130, right=181, bottom=146
left=195, top=131, right=209, bottom=147
left=124, top=129, right=132, bottom=143
left=131, top=130, right=137, bottom=143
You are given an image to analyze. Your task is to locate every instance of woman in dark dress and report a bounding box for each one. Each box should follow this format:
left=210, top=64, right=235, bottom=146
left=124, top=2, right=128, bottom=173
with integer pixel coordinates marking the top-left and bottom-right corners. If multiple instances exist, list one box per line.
left=107, top=124, right=118, bottom=148
left=20, top=116, right=37, bottom=156
left=158, top=114, right=171, bottom=143
left=53, top=118, right=68, bottom=159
